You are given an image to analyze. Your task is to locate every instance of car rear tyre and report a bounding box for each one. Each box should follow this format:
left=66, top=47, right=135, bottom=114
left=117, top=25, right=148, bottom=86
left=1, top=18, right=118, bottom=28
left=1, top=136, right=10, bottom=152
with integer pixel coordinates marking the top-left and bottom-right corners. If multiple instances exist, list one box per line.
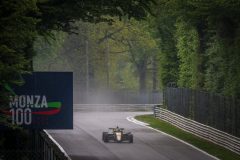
left=129, top=135, right=133, bottom=143
left=102, top=132, right=107, bottom=140
left=102, top=132, right=108, bottom=142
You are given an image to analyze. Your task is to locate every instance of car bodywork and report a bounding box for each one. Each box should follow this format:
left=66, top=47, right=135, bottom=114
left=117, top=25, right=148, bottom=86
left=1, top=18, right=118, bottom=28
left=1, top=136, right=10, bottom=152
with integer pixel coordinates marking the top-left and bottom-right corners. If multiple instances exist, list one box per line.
left=102, top=127, right=133, bottom=143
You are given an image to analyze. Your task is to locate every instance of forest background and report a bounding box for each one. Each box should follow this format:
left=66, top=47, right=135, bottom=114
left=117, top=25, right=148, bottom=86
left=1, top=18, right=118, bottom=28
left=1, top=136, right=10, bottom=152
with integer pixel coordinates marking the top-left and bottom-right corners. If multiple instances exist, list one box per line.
left=1, top=0, right=240, bottom=111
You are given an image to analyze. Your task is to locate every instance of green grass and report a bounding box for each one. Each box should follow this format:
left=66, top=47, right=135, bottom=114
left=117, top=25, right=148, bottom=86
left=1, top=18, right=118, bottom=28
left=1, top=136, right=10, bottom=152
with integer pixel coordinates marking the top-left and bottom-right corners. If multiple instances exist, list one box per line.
left=135, top=114, right=240, bottom=160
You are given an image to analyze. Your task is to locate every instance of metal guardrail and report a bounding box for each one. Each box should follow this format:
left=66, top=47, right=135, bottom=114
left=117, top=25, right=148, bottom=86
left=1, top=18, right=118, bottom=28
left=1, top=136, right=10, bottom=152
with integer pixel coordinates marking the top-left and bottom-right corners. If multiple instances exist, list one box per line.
left=154, top=105, right=240, bottom=155
left=39, top=130, right=71, bottom=160
left=74, top=104, right=154, bottom=112
left=0, top=130, right=71, bottom=160
left=163, top=87, right=240, bottom=137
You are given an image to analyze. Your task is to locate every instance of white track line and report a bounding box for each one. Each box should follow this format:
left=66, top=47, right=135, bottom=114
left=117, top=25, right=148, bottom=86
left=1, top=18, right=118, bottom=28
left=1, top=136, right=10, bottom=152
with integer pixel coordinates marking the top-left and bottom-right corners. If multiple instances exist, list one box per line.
left=44, top=130, right=72, bottom=160
left=126, top=116, right=149, bottom=126
left=126, top=116, right=219, bottom=160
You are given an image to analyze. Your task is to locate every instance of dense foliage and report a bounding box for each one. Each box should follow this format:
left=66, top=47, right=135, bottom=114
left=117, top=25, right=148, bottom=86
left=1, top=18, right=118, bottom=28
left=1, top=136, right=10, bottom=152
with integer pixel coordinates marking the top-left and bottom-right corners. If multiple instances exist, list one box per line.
left=0, top=0, right=38, bottom=126
left=154, top=0, right=240, bottom=97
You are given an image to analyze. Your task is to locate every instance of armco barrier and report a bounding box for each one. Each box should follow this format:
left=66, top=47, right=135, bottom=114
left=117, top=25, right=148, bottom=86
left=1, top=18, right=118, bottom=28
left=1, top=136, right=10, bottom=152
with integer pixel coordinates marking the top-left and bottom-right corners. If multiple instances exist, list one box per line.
left=39, top=130, right=71, bottom=160
left=154, top=105, right=240, bottom=155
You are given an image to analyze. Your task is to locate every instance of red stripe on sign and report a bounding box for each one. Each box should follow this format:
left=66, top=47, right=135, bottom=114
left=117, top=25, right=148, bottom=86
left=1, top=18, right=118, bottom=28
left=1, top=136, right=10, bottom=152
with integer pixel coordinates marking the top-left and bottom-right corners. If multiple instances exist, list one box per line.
left=0, top=110, right=11, bottom=115
left=32, top=109, right=60, bottom=115
left=0, top=109, right=61, bottom=116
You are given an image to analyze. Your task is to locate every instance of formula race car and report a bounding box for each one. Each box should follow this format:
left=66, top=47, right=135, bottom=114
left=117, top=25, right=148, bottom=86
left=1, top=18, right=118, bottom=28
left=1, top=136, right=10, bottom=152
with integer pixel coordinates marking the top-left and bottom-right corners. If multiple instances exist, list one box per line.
left=102, top=126, right=133, bottom=143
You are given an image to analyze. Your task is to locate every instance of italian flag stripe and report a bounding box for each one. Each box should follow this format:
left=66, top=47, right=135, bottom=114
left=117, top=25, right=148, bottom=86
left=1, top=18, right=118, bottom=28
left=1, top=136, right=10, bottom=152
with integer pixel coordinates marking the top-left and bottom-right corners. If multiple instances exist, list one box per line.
left=47, top=102, right=61, bottom=108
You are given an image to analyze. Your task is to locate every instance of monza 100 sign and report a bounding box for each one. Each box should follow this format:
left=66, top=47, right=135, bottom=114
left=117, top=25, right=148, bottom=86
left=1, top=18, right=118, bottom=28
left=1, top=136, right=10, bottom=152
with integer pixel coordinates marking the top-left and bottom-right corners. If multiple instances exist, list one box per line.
left=1, top=72, right=73, bottom=129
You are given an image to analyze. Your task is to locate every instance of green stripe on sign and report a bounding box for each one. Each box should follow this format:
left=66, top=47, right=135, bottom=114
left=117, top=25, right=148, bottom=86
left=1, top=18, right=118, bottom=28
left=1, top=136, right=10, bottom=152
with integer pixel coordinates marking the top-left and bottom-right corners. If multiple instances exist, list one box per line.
left=48, top=102, right=61, bottom=108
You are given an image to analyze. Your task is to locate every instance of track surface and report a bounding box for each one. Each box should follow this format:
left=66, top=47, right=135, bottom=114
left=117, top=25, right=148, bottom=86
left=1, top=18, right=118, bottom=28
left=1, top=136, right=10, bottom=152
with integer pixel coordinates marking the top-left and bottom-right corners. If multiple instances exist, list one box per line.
left=47, top=105, right=216, bottom=160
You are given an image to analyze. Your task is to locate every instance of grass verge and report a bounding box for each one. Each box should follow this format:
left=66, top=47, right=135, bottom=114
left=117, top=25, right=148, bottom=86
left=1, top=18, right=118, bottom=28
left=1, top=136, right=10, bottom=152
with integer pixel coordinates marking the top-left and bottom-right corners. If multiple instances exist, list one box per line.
left=135, top=114, right=240, bottom=160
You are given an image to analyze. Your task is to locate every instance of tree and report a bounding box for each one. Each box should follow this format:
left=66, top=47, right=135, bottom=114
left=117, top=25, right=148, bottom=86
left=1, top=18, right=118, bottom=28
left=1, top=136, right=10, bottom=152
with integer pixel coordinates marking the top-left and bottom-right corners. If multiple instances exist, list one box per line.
left=175, top=18, right=200, bottom=89
left=0, top=0, right=155, bottom=124
left=152, top=0, right=240, bottom=98
left=0, top=0, right=38, bottom=123
left=36, top=0, right=155, bottom=32
left=153, top=1, right=179, bottom=87
left=107, top=19, right=160, bottom=93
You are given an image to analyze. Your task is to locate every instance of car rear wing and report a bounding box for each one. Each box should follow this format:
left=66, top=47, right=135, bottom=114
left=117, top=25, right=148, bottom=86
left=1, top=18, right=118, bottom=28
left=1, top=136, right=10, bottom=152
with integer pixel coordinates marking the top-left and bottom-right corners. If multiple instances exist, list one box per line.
left=109, top=128, right=124, bottom=130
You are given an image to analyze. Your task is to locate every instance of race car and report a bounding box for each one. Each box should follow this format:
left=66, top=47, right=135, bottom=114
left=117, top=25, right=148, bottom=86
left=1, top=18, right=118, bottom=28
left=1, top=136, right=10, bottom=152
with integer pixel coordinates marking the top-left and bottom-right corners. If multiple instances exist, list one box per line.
left=102, top=126, right=133, bottom=143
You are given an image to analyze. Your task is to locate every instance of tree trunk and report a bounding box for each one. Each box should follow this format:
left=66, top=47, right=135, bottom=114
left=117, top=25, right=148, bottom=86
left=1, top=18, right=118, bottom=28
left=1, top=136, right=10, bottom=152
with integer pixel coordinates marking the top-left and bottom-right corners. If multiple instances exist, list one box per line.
left=105, top=39, right=110, bottom=89
left=152, top=55, right=157, bottom=91
left=138, top=65, right=146, bottom=93
left=85, top=40, right=89, bottom=94
left=196, top=22, right=206, bottom=88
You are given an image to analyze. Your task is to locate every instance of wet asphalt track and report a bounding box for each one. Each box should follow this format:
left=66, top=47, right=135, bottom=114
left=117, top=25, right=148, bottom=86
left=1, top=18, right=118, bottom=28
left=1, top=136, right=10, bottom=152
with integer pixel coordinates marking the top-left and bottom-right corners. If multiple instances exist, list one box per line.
left=47, top=105, right=217, bottom=160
